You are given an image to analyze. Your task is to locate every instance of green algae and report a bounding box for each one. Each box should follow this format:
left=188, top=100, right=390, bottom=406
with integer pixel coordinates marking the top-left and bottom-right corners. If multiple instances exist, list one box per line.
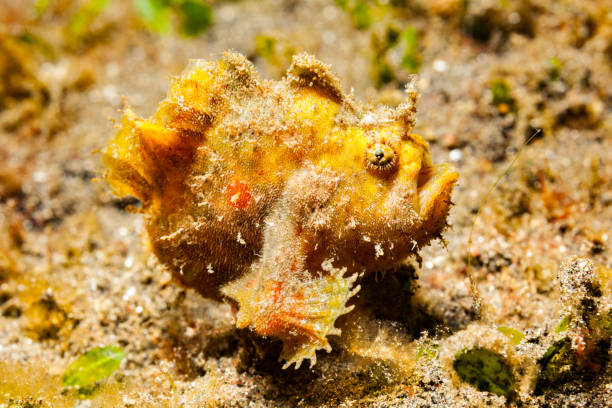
left=62, top=346, right=124, bottom=389
left=490, top=79, right=516, bottom=114
left=453, top=348, right=516, bottom=399
left=134, top=0, right=213, bottom=36
left=535, top=337, right=575, bottom=394
left=554, top=316, right=571, bottom=334
left=496, top=326, right=525, bottom=346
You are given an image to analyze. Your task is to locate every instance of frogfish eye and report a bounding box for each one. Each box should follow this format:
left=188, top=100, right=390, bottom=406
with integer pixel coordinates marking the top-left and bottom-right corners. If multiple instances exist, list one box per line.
left=365, top=142, right=398, bottom=174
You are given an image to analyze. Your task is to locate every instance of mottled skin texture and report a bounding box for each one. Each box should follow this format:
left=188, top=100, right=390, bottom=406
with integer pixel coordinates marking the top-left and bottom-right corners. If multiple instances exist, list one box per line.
left=103, top=52, right=458, bottom=368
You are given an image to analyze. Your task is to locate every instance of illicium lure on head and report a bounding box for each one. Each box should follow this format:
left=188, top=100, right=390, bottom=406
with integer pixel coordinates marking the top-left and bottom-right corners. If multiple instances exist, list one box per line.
left=103, top=52, right=458, bottom=369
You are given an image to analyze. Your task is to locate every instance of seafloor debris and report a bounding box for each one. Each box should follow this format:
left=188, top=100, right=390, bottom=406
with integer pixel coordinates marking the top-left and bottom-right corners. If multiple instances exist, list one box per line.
left=439, top=323, right=530, bottom=400
left=103, top=51, right=458, bottom=368
left=535, top=257, right=611, bottom=394
left=436, top=257, right=610, bottom=403
left=24, top=292, right=69, bottom=341
left=0, top=34, right=50, bottom=137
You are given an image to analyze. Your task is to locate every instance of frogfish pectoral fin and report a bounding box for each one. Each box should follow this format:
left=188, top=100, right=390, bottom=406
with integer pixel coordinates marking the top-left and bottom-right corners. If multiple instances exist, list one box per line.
left=221, top=264, right=360, bottom=369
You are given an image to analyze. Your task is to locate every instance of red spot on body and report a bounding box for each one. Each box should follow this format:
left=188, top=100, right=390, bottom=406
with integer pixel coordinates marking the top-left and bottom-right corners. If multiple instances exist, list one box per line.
left=226, top=180, right=253, bottom=209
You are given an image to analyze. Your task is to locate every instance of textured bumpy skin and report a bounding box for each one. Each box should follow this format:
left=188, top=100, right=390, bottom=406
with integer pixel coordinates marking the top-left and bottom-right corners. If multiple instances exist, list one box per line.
left=103, top=52, right=458, bottom=368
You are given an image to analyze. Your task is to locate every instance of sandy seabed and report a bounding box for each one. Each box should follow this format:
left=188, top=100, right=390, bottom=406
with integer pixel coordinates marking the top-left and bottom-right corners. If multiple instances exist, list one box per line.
left=0, top=0, right=610, bottom=406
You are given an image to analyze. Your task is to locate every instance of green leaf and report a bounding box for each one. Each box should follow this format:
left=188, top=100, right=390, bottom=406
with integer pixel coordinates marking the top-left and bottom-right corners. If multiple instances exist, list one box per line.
left=67, top=0, right=109, bottom=40
left=453, top=348, right=516, bottom=399
left=554, top=315, right=571, bottom=333
left=134, top=0, right=172, bottom=34
left=490, top=79, right=511, bottom=104
left=548, top=57, right=562, bottom=81
left=385, top=26, right=401, bottom=48
left=255, top=34, right=277, bottom=60
left=490, top=78, right=516, bottom=114
left=351, top=1, right=372, bottom=30
left=372, top=59, right=395, bottom=87
left=417, top=344, right=438, bottom=360
left=334, top=0, right=349, bottom=10
left=16, top=32, right=56, bottom=60
left=400, top=27, right=422, bottom=73
left=535, top=337, right=575, bottom=394
left=497, top=326, right=525, bottom=346
left=62, top=346, right=125, bottom=388
left=538, top=338, right=571, bottom=370
left=34, top=0, right=50, bottom=15
left=177, top=0, right=213, bottom=37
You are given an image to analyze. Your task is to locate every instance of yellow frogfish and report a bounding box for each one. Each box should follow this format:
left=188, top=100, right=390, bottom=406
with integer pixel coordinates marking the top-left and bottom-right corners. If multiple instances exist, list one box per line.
left=103, top=52, right=458, bottom=369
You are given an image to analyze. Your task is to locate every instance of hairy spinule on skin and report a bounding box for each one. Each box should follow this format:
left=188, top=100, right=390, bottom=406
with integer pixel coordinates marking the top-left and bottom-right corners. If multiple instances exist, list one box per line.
left=103, top=52, right=458, bottom=368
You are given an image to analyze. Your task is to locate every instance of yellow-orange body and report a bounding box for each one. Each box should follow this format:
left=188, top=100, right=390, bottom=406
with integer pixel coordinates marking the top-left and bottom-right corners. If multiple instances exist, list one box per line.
left=104, top=53, right=458, bottom=368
